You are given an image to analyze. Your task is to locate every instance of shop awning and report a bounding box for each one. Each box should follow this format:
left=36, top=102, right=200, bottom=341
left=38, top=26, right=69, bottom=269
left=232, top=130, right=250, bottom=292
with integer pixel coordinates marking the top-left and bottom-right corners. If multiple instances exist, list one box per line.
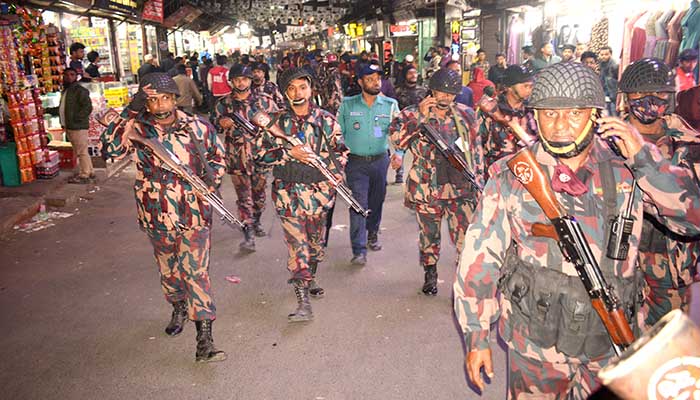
left=21, top=0, right=143, bottom=24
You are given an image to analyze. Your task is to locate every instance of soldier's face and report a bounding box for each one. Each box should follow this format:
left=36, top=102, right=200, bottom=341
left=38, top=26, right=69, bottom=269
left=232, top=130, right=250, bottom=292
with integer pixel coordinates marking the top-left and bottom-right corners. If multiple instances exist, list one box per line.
left=252, top=69, right=265, bottom=83
left=360, top=73, right=381, bottom=96
left=433, top=90, right=456, bottom=109
left=405, top=69, right=418, bottom=84
left=146, top=93, right=177, bottom=124
left=286, top=78, right=312, bottom=105
left=510, top=81, right=533, bottom=100
left=231, top=76, right=251, bottom=92
left=537, top=108, right=593, bottom=145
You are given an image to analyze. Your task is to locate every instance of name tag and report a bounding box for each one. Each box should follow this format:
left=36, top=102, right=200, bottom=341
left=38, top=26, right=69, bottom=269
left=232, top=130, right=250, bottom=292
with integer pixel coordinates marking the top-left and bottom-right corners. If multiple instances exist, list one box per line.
left=349, top=111, right=363, bottom=116
left=376, top=114, right=390, bottom=119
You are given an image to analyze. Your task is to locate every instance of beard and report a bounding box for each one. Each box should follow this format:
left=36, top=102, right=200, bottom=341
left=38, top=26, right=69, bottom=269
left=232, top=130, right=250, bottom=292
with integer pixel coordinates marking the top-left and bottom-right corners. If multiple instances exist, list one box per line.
left=363, top=86, right=381, bottom=96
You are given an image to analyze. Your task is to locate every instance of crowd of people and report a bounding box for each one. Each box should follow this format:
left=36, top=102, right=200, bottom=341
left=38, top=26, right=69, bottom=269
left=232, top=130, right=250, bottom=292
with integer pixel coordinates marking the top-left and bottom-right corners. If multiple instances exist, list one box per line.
left=88, top=38, right=700, bottom=399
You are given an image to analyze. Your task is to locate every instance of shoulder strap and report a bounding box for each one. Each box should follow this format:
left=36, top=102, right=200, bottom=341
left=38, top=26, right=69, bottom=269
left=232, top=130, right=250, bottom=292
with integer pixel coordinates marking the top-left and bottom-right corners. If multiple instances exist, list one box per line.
left=185, top=119, right=217, bottom=189
left=450, top=105, right=474, bottom=169
left=599, top=159, right=618, bottom=271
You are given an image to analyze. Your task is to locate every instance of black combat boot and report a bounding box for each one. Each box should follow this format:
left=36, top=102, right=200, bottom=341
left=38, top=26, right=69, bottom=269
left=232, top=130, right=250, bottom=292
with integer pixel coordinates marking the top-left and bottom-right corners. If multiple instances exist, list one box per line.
left=239, top=225, right=256, bottom=252
left=194, top=320, right=227, bottom=363
left=422, top=264, right=438, bottom=296
left=308, top=262, right=325, bottom=298
left=367, top=231, right=382, bottom=251
left=164, top=300, right=188, bottom=336
left=252, top=212, right=266, bottom=237
left=288, top=280, right=313, bottom=322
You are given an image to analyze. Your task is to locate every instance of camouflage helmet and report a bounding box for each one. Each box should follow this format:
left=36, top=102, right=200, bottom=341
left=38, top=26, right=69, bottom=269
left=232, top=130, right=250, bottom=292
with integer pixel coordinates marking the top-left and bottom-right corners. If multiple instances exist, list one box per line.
left=139, top=72, right=180, bottom=96
left=428, top=68, right=462, bottom=95
left=228, top=63, right=254, bottom=80
left=277, top=67, right=312, bottom=93
left=619, top=58, right=675, bottom=93
left=529, top=62, right=605, bottom=109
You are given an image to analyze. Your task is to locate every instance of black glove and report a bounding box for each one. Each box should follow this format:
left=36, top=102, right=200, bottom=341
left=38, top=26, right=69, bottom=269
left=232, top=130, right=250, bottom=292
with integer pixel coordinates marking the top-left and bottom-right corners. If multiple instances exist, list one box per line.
left=128, top=88, right=149, bottom=113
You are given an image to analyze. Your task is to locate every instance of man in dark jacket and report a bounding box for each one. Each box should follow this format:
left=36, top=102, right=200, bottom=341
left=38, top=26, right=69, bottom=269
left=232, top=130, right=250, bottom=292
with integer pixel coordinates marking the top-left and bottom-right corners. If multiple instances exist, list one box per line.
left=60, top=68, right=94, bottom=183
left=138, top=54, right=159, bottom=80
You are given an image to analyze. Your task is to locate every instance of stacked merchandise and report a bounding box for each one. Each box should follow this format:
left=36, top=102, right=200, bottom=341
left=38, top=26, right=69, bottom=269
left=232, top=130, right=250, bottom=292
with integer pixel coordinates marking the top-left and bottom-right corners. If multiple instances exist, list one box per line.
left=67, top=24, right=113, bottom=75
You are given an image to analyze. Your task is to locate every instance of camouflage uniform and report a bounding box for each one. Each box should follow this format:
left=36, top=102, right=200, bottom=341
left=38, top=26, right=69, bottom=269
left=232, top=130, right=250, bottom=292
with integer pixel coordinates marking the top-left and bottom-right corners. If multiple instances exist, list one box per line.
left=453, top=138, right=700, bottom=399
left=390, top=104, right=484, bottom=270
left=477, top=93, right=538, bottom=168
left=101, top=109, right=226, bottom=321
left=636, top=114, right=700, bottom=329
left=253, top=104, right=347, bottom=281
left=395, top=84, right=429, bottom=111
left=316, top=63, right=343, bottom=115
left=212, top=91, right=278, bottom=226
left=252, top=80, right=286, bottom=110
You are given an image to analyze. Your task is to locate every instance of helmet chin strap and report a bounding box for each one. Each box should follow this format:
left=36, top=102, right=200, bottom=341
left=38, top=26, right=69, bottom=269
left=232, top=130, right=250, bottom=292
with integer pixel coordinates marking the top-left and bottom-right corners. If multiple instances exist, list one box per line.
left=233, top=85, right=250, bottom=94
left=534, top=109, right=596, bottom=158
left=435, top=102, right=450, bottom=110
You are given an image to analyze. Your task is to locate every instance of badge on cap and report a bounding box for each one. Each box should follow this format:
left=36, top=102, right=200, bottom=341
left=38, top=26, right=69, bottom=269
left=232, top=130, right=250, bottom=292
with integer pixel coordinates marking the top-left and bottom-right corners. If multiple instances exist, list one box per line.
left=353, top=121, right=361, bottom=130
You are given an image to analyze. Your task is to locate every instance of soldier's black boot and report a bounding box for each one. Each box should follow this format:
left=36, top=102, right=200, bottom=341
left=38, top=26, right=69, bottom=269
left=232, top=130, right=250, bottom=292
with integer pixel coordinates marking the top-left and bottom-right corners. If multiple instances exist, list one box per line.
left=194, top=320, right=227, bottom=363
left=288, top=280, right=313, bottom=322
left=164, top=300, right=188, bottom=336
left=367, top=231, right=382, bottom=251
left=308, top=262, right=325, bottom=298
left=252, top=212, right=266, bottom=237
left=239, top=224, right=256, bottom=252
left=422, top=264, right=438, bottom=296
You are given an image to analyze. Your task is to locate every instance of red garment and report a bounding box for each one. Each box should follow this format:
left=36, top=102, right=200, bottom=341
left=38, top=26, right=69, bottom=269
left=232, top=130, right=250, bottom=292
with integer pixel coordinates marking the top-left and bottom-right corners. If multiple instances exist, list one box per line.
left=677, top=86, right=700, bottom=130
left=677, top=67, right=697, bottom=92
left=467, top=68, right=495, bottom=104
left=208, top=66, right=231, bottom=97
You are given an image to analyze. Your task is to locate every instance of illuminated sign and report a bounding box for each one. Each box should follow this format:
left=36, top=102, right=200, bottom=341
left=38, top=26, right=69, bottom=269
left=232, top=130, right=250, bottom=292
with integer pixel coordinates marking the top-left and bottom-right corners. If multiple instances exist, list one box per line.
left=389, top=23, right=417, bottom=37
left=94, top=0, right=137, bottom=14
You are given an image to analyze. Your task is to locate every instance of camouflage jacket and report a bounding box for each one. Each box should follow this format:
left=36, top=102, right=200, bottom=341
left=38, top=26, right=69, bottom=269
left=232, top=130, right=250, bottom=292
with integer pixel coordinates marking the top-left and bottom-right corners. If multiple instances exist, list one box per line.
left=101, top=110, right=226, bottom=232
left=212, top=91, right=278, bottom=175
left=253, top=105, right=348, bottom=217
left=453, top=138, right=700, bottom=362
left=477, top=94, right=538, bottom=168
left=390, top=103, right=484, bottom=208
left=252, top=80, right=286, bottom=110
left=395, top=84, right=428, bottom=111
left=316, top=65, right=343, bottom=115
left=639, top=114, right=700, bottom=288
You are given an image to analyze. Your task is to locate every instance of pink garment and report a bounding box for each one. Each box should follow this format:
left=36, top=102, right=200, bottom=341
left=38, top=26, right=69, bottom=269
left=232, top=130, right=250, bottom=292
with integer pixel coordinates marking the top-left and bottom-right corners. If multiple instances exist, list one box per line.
left=666, top=9, right=688, bottom=66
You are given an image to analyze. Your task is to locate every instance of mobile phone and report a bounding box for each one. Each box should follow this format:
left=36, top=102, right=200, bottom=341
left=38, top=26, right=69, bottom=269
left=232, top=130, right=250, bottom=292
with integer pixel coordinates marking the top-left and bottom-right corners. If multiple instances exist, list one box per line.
left=593, top=121, right=625, bottom=159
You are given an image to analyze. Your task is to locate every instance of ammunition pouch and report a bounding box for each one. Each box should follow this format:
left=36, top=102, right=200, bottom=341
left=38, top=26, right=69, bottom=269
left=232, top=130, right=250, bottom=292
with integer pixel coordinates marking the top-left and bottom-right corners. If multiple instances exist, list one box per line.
left=638, top=216, right=668, bottom=254
left=273, top=162, right=325, bottom=184
left=498, top=256, right=644, bottom=358
left=435, top=154, right=469, bottom=187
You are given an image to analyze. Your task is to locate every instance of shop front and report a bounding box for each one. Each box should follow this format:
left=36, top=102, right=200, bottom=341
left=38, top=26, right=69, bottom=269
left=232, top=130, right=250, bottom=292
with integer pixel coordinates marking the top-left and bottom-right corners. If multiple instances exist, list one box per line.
left=389, top=20, right=419, bottom=62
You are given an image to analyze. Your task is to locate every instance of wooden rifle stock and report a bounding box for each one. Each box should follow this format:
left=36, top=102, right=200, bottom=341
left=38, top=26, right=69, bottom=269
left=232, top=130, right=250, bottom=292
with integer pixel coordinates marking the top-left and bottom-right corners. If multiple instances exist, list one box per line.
left=478, top=96, right=535, bottom=146
left=506, top=149, right=563, bottom=220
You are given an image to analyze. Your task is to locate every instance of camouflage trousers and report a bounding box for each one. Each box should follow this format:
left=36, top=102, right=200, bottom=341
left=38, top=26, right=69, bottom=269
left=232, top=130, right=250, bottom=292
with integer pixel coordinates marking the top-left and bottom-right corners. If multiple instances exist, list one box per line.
left=280, top=212, right=327, bottom=282
left=638, top=251, right=690, bottom=330
left=415, top=198, right=473, bottom=267
left=146, top=227, right=216, bottom=321
left=231, top=172, right=267, bottom=226
left=507, top=349, right=603, bottom=400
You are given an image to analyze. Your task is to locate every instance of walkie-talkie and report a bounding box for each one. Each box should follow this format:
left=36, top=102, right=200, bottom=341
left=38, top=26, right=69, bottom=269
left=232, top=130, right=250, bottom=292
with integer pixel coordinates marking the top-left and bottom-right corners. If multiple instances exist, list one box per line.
left=606, top=181, right=636, bottom=261
left=593, top=117, right=625, bottom=159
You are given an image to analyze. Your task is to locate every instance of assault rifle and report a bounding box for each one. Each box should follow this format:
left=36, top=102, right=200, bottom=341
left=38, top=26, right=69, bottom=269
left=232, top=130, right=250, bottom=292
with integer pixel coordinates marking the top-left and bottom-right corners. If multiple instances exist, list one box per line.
left=507, top=149, right=635, bottom=357
left=477, top=95, right=536, bottom=146
left=98, top=109, right=245, bottom=231
left=420, top=121, right=482, bottom=193
left=250, top=111, right=371, bottom=218
left=226, top=111, right=258, bottom=136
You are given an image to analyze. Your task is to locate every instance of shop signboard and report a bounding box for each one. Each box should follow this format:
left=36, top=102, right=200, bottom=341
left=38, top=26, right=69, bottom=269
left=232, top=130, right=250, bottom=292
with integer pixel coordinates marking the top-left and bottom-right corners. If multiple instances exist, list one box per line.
left=142, top=0, right=163, bottom=24
left=162, top=5, right=202, bottom=29
left=389, top=23, right=418, bottom=37
left=94, top=0, right=138, bottom=14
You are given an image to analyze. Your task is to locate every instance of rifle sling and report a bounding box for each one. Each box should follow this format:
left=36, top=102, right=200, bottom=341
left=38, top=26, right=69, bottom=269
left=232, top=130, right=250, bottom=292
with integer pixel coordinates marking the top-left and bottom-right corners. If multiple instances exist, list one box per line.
left=184, top=120, right=219, bottom=194
left=450, top=105, right=474, bottom=170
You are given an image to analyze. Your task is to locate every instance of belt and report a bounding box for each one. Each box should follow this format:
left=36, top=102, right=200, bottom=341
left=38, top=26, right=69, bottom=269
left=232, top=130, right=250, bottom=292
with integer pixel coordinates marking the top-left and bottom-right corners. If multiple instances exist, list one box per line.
left=348, top=153, right=386, bottom=162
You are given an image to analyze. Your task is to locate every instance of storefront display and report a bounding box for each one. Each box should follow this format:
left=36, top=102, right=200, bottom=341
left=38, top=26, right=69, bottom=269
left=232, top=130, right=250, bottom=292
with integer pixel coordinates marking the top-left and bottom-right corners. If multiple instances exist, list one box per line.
left=116, top=22, right=143, bottom=83
left=65, top=17, right=114, bottom=76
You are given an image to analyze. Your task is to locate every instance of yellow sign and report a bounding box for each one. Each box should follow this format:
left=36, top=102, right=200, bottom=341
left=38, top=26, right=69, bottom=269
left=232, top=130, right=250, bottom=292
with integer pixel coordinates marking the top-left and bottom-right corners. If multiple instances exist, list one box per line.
left=451, top=21, right=460, bottom=34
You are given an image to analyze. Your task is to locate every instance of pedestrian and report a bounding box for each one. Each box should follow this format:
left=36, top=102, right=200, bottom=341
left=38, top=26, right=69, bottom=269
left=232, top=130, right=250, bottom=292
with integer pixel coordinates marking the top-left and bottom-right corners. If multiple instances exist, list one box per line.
left=208, top=55, right=232, bottom=106
left=676, top=48, right=699, bottom=92
left=253, top=67, right=347, bottom=321
left=426, top=48, right=442, bottom=80
left=487, top=52, right=508, bottom=87
left=531, top=43, right=561, bottom=71
left=336, top=63, right=399, bottom=265
left=59, top=67, right=94, bottom=184
left=251, top=61, right=285, bottom=109
left=159, top=51, right=175, bottom=74
left=466, top=67, right=495, bottom=104
left=521, top=45, right=535, bottom=73
left=389, top=68, right=483, bottom=296
left=598, top=46, right=619, bottom=116
left=316, top=53, right=343, bottom=116
left=395, top=65, right=429, bottom=111
left=172, top=64, right=203, bottom=114
left=384, top=52, right=396, bottom=82
left=370, top=60, right=397, bottom=99
left=68, top=42, right=91, bottom=82
left=395, top=54, right=416, bottom=87
left=574, top=42, right=587, bottom=63
left=212, top=64, right=278, bottom=252
left=619, top=58, right=700, bottom=329
left=477, top=64, right=537, bottom=168
left=454, top=61, right=700, bottom=399
left=446, top=61, right=475, bottom=108
left=580, top=51, right=598, bottom=72
left=85, top=51, right=101, bottom=80
left=470, top=49, right=490, bottom=78
left=138, top=54, right=159, bottom=80
left=100, top=72, right=227, bottom=363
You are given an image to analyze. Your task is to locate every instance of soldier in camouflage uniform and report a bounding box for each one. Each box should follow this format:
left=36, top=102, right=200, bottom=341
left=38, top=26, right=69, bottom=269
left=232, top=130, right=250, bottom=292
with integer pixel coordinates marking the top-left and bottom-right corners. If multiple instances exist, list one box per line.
left=212, top=64, right=279, bottom=252
left=251, top=61, right=285, bottom=110
left=101, top=73, right=227, bottom=363
left=315, top=53, right=343, bottom=116
left=618, top=58, right=700, bottom=329
left=393, top=64, right=429, bottom=184
left=389, top=68, right=484, bottom=296
left=453, top=62, right=700, bottom=399
left=254, top=67, right=347, bottom=322
left=477, top=65, right=538, bottom=169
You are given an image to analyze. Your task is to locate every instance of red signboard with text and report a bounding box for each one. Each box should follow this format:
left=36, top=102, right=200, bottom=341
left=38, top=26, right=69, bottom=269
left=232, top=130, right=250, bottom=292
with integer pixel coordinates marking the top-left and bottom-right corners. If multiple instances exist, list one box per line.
left=142, top=0, right=164, bottom=24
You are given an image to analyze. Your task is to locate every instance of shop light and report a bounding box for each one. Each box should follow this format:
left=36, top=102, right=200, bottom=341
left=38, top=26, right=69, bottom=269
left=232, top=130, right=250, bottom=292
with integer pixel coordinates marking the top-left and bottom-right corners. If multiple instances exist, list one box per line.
left=239, top=22, right=250, bottom=36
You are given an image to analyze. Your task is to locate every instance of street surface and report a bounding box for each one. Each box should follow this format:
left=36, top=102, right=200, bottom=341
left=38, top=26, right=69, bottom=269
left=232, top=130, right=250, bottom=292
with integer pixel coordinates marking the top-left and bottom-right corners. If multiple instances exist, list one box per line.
left=0, top=164, right=506, bottom=399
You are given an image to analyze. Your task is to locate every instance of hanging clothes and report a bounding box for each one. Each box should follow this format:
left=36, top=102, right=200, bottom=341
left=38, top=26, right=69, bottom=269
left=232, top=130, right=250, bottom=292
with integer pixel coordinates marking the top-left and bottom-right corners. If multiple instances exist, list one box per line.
left=507, top=15, right=522, bottom=65
left=681, top=0, right=700, bottom=51
left=620, top=12, right=647, bottom=80
left=653, top=10, right=676, bottom=60
left=589, top=17, right=609, bottom=54
left=630, top=12, right=650, bottom=62
left=643, top=11, right=664, bottom=58
left=666, top=9, right=688, bottom=66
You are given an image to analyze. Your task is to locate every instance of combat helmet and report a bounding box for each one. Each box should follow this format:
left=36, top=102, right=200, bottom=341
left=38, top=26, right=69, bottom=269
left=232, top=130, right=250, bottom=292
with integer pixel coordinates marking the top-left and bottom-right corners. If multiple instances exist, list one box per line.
left=278, top=67, right=313, bottom=94
left=228, top=63, right=254, bottom=80
left=139, top=72, right=180, bottom=96
left=428, top=68, right=462, bottom=95
left=619, top=58, right=674, bottom=93
left=529, top=62, right=605, bottom=109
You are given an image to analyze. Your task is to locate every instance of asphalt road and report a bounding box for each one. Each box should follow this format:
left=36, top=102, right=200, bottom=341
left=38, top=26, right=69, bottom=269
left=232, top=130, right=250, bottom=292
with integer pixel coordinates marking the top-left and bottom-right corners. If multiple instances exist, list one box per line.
left=0, top=165, right=507, bottom=400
